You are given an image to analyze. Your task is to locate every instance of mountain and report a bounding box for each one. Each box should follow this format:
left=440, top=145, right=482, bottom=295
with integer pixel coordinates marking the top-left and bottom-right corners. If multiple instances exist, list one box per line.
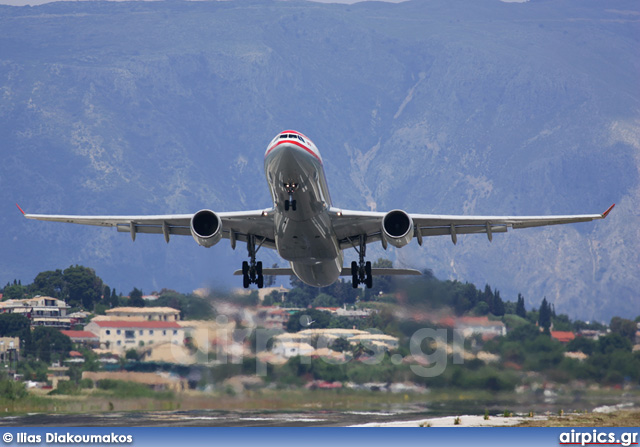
left=0, top=0, right=638, bottom=321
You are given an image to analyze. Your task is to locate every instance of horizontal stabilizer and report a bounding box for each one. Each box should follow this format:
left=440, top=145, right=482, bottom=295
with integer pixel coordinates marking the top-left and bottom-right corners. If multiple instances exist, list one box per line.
left=233, top=268, right=294, bottom=276
left=233, top=267, right=422, bottom=277
left=341, top=268, right=422, bottom=276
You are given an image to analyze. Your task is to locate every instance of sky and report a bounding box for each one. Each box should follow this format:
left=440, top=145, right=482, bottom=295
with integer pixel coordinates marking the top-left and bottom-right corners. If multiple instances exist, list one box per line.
left=0, top=0, right=406, bottom=7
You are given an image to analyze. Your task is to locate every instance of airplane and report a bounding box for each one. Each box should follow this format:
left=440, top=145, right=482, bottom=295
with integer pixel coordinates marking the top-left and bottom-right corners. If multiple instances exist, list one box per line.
left=19, top=130, right=615, bottom=289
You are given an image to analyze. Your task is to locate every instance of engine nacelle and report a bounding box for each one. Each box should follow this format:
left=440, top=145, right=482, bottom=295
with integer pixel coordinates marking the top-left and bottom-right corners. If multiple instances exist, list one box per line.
left=190, top=209, right=222, bottom=248
left=381, top=209, right=414, bottom=248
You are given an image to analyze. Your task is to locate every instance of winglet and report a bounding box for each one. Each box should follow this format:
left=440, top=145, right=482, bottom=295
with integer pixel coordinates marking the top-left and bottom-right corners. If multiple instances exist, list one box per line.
left=602, top=203, right=615, bottom=218
left=16, top=203, right=25, bottom=216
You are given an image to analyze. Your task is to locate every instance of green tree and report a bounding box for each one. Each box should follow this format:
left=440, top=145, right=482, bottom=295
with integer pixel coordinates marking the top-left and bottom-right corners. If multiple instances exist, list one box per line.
left=609, top=317, right=637, bottom=342
left=103, top=285, right=111, bottom=303
left=472, top=301, right=490, bottom=316
left=31, top=327, right=72, bottom=363
left=30, top=270, right=65, bottom=298
left=538, top=297, right=551, bottom=331
left=0, top=374, right=27, bottom=400
left=493, top=290, right=505, bottom=316
left=311, top=293, right=339, bottom=308
left=2, top=283, right=26, bottom=300
left=0, top=314, right=31, bottom=352
left=109, top=288, right=119, bottom=308
left=125, top=349, right=141, bottom=361
left=330, top=337, right=351, bottom=353
left=63, top=265, right=103, bottom=310
left=149, top=291, right=214, bottom=320
left=482, top=284, right=495, bottom=312
left=516, top=293, right=527, bottom=318
left=129, top=288, right=145, bottom=307
left=566, top=336, right=596, bottom=355
left=283, top=287, right=314, bottom=308
left=596, top=333, right=631, bottom=355
left=286, top=309, right=332, bottom=332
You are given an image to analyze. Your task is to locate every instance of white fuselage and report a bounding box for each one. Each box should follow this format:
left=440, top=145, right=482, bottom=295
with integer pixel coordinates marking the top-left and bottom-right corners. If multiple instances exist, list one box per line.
left=264, top=130, right=343, bottom=287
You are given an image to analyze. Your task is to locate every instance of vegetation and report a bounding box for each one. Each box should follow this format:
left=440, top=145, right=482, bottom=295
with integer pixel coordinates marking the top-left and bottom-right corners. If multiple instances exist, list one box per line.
left=147, top=289, right=214, bottom=320
left=1, top=261, right=638, bottom=409
left=31, top=327, right=72, bottom=364
left=95, top=379, right=174, bottom=399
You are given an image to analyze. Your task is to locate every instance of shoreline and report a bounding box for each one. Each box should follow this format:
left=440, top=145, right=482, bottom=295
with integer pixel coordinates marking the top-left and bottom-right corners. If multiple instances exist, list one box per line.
left=351, top=414, right=542, bottom=427
left=352, top=407, right=639, bottom=427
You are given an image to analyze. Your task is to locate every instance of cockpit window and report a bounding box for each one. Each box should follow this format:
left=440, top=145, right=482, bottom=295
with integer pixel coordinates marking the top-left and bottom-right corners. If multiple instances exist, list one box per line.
left=279, top=135, right=287, bottom=139
left=298, top=135, right=305, bottom=143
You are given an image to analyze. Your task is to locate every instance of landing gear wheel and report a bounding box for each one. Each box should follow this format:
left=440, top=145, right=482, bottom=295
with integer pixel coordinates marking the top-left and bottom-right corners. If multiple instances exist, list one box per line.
left=256, top=261, right=264, bottom=288
left=351, top=235, right=373, bottom=289
left=242, top=261, right=250, bottom=289
left=351, top=260, right=359, bottom=288
left=365, top=261, right=372, bottom=289
left=242, top=235, right=265, bottom=289
left=291, top=200, right=297, bottom=211
left=284, top=200, right=290, bottom=211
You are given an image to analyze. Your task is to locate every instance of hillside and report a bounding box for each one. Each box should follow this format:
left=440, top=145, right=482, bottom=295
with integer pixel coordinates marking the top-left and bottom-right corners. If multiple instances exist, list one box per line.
left=0, top=0, right=638, bottom=320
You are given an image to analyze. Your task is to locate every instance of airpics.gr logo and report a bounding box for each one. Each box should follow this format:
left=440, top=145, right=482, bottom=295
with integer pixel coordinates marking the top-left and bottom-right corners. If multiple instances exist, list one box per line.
left=559, top=429, right=638, bottom=447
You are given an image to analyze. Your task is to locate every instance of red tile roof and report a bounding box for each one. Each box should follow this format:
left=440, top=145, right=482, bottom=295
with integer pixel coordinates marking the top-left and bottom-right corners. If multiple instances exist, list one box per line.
left=551, top=331, right=576, bottom=343
left=61, top=330, right=99, bottom=340
left=92, top=320, right=181, bottom=329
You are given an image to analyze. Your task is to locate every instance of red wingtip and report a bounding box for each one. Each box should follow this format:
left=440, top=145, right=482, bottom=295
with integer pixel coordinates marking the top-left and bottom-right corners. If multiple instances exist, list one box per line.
left=602, top=203, right=615, bottom=218
left=16, top=203, right=25, bottom=215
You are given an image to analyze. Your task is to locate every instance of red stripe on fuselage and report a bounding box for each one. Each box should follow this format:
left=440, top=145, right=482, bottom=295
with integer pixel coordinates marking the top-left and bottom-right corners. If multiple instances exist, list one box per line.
left=265, top=140, right=323, bottom=165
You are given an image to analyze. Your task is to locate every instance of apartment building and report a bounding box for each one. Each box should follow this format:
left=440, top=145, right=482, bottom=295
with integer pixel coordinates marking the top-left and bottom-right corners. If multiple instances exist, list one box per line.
left=0, top=296, right=71, bottom=328
left=84, top=320, right=184, bottom=354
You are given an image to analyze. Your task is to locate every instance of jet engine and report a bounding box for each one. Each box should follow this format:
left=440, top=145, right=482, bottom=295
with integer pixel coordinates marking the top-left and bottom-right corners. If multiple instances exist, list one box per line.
left=381, top=209, right=414, bottom=248
left=190, top=209, right=223, bottom=248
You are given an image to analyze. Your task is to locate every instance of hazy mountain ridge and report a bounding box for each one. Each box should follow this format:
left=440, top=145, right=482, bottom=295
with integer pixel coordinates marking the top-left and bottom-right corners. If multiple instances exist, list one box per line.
left=0, top=0, right=638, bottom=320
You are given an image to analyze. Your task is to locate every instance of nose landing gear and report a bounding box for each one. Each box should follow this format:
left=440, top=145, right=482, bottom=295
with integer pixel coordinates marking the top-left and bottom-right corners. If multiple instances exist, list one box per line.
left=284, top=182, right=298, bottom=211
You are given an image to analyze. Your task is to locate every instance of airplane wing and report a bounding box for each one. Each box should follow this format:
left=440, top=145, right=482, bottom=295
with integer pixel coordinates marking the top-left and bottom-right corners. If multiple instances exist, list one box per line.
left=329, top=204, right=615, bottom=249
left=18, top=205, right=277, bottom=249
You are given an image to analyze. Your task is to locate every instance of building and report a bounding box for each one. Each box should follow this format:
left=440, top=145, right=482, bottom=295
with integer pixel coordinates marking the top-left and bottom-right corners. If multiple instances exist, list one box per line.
left=60, top=330, right=100, bottom=349
left=454, top=316, right=507, bottom=340
left=139, top=342, right=196, bottom=365
left=551, top=331, right=576, bottom=344
left=258, top=286, right=289, bottom=303
left=0, top=337, right=20, bottom=367
left=256, top=307, right=291, bottom=329
left=84, top=320, right=184, bottom=355
left=47, top=364, right=70, bottom=389
left=0, top=296, right=71, bottom=328
left=272, top=341, right=314, bottom=358
left=272, top=328, right=400, bottom=355
left=104, top=307, right=180, bottom=322
left=348, top=333, right=399, bottom=350
left=335, top=307, right=375, bottom=319
left=82, top=371, right=187, bottom=392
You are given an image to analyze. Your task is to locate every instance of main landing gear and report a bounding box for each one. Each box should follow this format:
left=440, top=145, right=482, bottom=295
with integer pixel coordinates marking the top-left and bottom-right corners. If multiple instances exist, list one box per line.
left=284, top=182, right=298, bottom=211
left=242, top=235, right=264, bottom=289
left=351, top=235, right=373, bottom=289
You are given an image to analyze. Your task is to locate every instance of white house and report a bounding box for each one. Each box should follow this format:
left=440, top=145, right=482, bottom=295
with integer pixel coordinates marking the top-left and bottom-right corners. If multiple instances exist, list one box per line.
left=84, top=320, right=184, bottom=355
left=272, top=341, right=314, bottom=358
left=0, top=296, right=71, bottom=328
